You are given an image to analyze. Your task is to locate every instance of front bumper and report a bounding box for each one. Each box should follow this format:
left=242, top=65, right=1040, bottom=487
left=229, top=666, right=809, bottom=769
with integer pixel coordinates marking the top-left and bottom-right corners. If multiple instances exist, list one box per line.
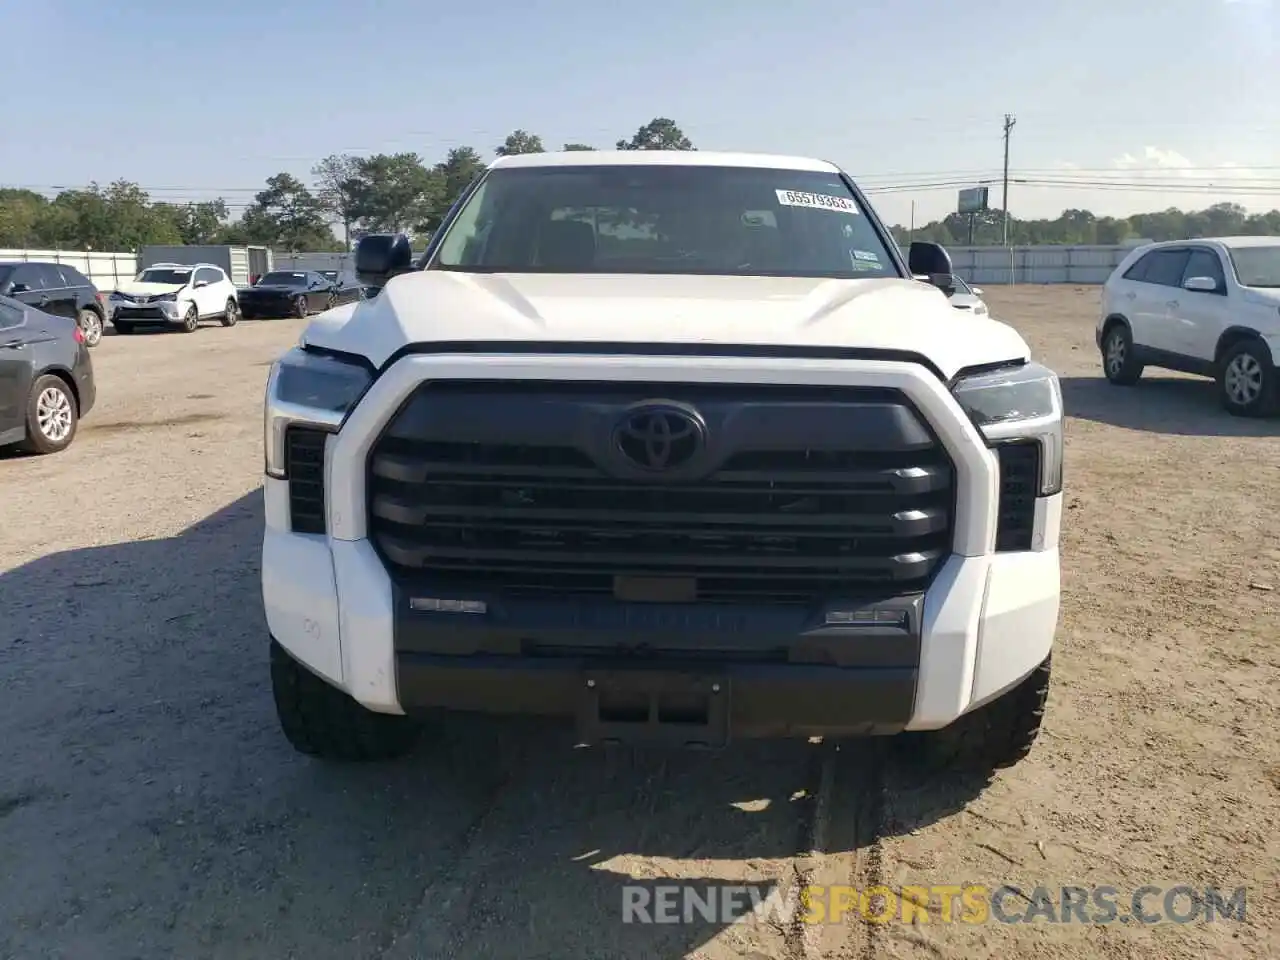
left=262, top=353, right=1062, bottom=736
left=110, top=299, right=183, bottom=323
left=240, top=295, right=297, bottom=316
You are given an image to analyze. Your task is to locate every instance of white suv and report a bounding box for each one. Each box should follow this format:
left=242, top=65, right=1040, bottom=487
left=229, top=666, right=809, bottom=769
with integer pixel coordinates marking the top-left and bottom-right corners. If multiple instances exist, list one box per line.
left=261, top=151, right=1064, bottom=776
left=110, top=262, right=240, bottom=334
left=1097, top=237, right=1280, bottom=416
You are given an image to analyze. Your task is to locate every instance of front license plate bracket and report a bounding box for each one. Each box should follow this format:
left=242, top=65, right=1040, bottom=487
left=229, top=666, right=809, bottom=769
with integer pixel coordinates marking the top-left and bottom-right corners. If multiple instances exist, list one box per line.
left=576, top=669, right=730, bottom=749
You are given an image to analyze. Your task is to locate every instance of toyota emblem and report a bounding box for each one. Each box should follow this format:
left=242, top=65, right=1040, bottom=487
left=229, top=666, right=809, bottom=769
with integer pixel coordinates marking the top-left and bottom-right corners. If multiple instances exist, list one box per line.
left=614, top=404, right=705, bottom=471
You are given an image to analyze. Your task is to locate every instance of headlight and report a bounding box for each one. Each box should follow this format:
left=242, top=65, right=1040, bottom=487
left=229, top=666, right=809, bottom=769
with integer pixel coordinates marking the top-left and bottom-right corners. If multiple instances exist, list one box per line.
left=263, top=347, right=374, bottom=478
left=154, top=292, right=178, bottom=302
left=951, top=361, right=1063, bottom=495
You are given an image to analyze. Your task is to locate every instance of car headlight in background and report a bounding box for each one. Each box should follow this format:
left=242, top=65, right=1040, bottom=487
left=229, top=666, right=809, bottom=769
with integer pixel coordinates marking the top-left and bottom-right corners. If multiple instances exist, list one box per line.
left=951, top=361, right=1063, bottom=495
left=154, top=292, right=178, bottom=302
left=263, top=347, right=374, bottom=478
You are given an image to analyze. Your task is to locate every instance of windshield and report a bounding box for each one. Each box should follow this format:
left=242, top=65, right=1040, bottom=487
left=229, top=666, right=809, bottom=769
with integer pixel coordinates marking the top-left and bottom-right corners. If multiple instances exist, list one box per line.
left=431, top=165, right=900, bottom=279
left=138, top=268, right=191, bottom=285
left=1226, top=246, right=1280, bottom=288
left=258, top=272, right=307, bottom=286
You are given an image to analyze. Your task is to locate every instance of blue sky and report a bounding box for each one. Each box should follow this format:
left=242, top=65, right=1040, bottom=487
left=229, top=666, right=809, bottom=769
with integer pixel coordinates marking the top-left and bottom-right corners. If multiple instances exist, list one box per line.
left=2, top=0, right=1277, bottom=228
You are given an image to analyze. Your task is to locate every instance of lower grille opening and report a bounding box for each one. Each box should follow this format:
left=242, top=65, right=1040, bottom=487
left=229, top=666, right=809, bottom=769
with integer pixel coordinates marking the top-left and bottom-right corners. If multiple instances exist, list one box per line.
left=994, top=441, right=1040, bottom=552
left=286, top=426, right=328, bottom=535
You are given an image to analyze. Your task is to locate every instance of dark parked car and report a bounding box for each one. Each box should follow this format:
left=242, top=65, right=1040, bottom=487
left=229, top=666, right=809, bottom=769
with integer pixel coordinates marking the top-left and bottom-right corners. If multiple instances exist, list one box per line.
left=237, top=270, right=360, bottom=319
left=318, top=269, right=374, bottom=302
left=0, top=294, right=96, bottom=454
left=0, top=261, right=109, bottom=347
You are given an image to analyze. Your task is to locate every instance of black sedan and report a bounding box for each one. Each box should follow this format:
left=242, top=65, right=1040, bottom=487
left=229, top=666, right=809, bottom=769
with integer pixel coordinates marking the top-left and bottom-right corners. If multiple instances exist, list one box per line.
left=0, top=294, right=96, bottom=455
left=237, top=270, right=362, bottom=319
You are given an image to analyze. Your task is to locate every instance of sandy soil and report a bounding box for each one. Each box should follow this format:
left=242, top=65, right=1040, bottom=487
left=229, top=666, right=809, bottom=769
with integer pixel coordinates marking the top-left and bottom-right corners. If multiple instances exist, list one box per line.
left=1, top=289, right=1276, bottom=959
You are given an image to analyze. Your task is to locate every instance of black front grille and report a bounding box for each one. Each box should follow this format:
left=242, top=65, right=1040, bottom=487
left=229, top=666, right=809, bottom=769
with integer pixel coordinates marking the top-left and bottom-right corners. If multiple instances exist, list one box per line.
left=114, top=307, right=167, bottom=319
left=994, top=441, right=1040, bottom=551
left=286, top=426, right=327, bottom=534
left=367, top=382, right=956, bottom=606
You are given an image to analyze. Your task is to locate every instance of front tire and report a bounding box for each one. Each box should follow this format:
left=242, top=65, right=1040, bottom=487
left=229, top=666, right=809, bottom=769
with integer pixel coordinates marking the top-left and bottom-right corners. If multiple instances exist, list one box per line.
left=180, top=304, right=199, bottom=333
left=903, top=655, right=1051, bottom=777
left=1101, top=322, right=1143, bottom=385
left=78, top=308, right=104, bottom=347
left=1218, top=339, right=1278, bottom=417
left=220, top=298, right=239, bottom=327
left=20, top=374, right=78, bottom=455
left=270, top=640, right=420, bottom=761
left=294, top=295, right=309, bottom=319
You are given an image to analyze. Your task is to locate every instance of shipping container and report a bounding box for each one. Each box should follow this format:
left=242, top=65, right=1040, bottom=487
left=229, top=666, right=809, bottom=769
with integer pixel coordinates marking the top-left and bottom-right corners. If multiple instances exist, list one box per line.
left=136, top=245, right=272, bottom=287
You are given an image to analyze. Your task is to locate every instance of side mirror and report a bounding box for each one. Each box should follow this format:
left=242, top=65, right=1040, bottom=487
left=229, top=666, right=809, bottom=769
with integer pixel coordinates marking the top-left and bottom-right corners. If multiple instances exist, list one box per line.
left=972, top=286, right=984, bottom=296
left=355, top=233, right=413, bottom=286
left=908, top=241, right=956, bottom=292
left=1183, top=276, right=1218, bottom=293
left=9, top=282, right=29, bottom=294
left=194, top=280, right=209, bottom=289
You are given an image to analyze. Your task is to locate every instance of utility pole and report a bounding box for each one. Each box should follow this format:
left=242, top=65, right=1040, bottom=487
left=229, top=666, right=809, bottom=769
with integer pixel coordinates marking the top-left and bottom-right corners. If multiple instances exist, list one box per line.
left=1001, top=113, right=1016, bottom=247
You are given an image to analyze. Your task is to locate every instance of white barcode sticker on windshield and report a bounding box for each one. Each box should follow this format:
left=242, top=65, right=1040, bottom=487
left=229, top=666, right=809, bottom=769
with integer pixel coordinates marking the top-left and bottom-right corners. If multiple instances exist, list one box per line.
left=775, top=189, right=860, bottom=213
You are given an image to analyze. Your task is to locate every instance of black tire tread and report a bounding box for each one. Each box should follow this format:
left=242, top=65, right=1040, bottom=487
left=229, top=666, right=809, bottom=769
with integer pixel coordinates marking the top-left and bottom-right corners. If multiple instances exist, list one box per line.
left=1101, top=322, right=1143, bottom=386
left=19, top=373, right=78, bottom=455
left=270, top=640, right=419, bottom=761
left=903, top=655, right=1051, bottom=778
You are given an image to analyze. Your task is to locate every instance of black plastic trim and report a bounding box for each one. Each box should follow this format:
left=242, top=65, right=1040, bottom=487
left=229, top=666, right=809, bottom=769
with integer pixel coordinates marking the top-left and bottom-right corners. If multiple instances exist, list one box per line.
left=285, top=426, right=328, bottom=534
left=993, top=440, right=1039, bottom=552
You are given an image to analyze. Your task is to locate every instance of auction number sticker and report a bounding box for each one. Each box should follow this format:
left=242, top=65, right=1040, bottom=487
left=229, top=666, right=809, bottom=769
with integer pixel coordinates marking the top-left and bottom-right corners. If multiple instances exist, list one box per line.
left=775, top=189, right=860, bottom=213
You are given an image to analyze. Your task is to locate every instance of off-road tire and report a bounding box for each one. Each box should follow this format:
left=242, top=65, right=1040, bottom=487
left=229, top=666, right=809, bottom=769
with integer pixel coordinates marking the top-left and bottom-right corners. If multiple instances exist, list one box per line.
left=904, top=655, right=1051, bottom=777
left=220, top=298, right=240, bottom=327
left=19, top=374, right=78, bottom=455
left=78, top=308, right=104, bottom=347
left=1217, top=338, right=1278, bottom=418
left=180, top=304, right=199, bottom=333
left=1101, top=321, right=1143, bottom=385
left=270, top=639, right=420, bottom=761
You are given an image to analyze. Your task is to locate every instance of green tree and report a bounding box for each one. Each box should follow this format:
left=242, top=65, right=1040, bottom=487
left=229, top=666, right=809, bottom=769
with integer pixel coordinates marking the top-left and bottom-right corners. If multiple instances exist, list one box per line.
left=238, top=173, right=336, bottom=250
left=496, top=130, right=544, bottom=156
left=349, top=153, right=442, bottom=235
left=312, top=154, right=364, bottom=250
left=429, top=147, right=487, bottom=226
left=562, top=143, right=595, bottom=151
left=616, top=117, right=694, bottom=151
left=0, top=188, right=51, bottom=246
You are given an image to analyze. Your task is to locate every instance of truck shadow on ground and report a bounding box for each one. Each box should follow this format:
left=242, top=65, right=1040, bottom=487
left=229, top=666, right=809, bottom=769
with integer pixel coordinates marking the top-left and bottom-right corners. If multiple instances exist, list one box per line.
left=0, top=491, right=989, bottom=960
left=1059, top=375, right=1279, bottom=437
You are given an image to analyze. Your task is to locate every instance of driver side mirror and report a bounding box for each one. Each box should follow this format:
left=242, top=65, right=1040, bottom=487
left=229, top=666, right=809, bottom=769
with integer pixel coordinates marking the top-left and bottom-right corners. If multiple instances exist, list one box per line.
left=193, top=280, right=209, bottom=289
left=907, top=241, right=955, bottom=292
left=355, top=233, right=414, bottom=286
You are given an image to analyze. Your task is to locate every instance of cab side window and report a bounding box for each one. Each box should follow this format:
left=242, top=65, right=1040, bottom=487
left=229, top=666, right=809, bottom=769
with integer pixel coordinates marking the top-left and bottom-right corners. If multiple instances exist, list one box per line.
left=1140, top=249, right=1191, bottom=288
left=0, top=299, right=23, bottom=329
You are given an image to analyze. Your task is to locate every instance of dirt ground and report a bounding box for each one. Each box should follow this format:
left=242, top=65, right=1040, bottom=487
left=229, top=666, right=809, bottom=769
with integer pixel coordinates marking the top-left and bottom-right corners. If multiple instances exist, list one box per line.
left=1, top=288, right=1277, bottom=960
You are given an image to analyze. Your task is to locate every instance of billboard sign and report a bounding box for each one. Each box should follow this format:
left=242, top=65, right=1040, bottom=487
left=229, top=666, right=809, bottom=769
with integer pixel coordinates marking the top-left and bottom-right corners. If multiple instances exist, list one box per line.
left=958, top=187, right=989, bottom=214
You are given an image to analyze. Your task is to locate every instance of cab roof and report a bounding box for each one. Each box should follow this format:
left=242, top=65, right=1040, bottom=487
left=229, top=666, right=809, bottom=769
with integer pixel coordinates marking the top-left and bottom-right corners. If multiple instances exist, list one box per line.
left=488, top=150, right=842, bottom=173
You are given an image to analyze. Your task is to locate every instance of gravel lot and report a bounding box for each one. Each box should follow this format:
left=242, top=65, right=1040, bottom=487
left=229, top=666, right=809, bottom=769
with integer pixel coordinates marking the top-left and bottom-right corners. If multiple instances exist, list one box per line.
left=2, top=289, right=1277, bottom=960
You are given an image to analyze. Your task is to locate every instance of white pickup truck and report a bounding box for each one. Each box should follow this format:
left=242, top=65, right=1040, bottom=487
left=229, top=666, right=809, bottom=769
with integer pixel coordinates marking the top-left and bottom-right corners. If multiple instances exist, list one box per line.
left=260, top=150, right=1063, bottom=777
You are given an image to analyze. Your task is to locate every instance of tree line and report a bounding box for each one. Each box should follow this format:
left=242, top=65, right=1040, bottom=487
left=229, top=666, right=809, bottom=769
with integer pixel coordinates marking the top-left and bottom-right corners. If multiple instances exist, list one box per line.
left=0, top=114, right=1276, bottom=252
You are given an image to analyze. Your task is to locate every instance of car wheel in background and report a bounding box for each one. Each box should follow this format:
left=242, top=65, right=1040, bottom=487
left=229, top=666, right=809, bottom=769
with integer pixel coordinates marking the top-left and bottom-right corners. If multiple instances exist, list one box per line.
left=1218, top=339, right=1278, bottom=418
left=221, top=298, right=240, bottom=327
left=294, top=295, right=308, bottom=319
left=1101, top=321, right=1143, bottom=385
left=21, top=374, right=78, bottom=455
left=78, top=308, right=104, bottom=347
left=181, top=305, right=199, bottom=333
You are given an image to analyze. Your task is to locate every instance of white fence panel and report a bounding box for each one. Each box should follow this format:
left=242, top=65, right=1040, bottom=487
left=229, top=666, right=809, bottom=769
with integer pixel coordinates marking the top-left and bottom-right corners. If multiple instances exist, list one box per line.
left=910, top=244, right=1141, bottom=285
left=0, top=248, right=138, bottom=291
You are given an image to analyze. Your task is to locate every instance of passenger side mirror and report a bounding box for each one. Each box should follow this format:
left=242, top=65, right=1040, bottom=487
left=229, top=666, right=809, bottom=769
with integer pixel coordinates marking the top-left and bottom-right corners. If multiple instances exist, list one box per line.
left=194, top=280, right=209, bottom=289
left=355, top=233, right=414, bottom=286
left=907, top=241, right=954, bottom=292
left=1183, top=276, right=1218, bottom=293
left=972, top=286, right=984, bottom=296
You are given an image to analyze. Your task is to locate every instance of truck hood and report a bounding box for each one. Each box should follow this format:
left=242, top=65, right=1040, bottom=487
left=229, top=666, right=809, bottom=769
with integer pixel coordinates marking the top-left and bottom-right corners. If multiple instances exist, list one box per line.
left=299, top=272, right=1031, bottom=379
left=115, top=280, right=185, bottom=296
